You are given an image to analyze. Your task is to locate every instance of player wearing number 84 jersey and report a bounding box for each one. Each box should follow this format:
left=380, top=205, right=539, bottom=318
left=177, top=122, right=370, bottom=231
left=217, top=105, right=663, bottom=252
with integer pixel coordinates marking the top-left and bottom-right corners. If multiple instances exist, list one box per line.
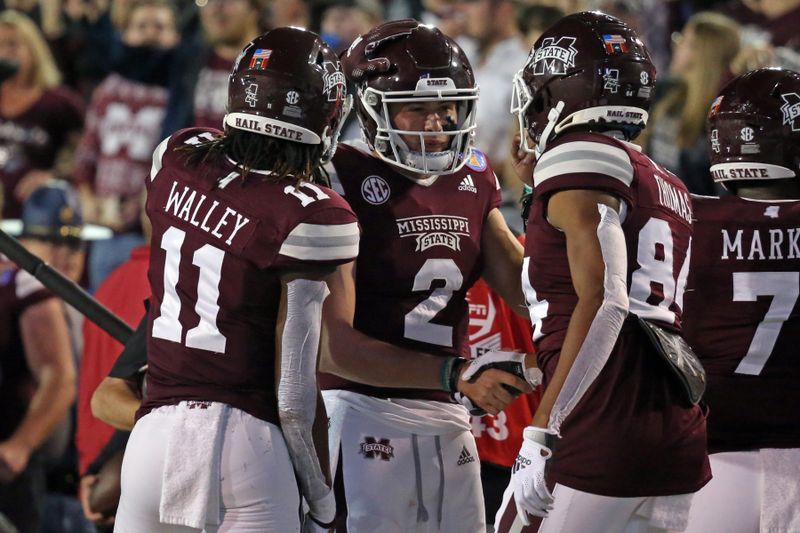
left=115, top=28, right=359, bottom=532
left=682, top=68, right=800, bottom=533
left=495, top=12, right=709, bottom=533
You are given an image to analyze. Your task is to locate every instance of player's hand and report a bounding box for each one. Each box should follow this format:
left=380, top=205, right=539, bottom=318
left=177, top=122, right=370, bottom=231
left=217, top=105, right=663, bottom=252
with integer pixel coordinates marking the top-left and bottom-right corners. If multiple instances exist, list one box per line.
left=78, top=475, right=115, bottom=526
left=510, top=426, right=556, bottom=523
left=455, top=365, right=531, bottom=416
left=510, top=132, right=537, bottom=187
left=0, top=438, right=32, bottom=483
left=461, top=350, right=541, bottom=389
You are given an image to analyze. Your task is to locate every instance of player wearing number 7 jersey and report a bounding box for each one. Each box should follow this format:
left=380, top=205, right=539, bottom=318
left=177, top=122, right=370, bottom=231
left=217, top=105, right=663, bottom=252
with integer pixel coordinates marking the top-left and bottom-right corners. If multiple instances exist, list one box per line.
left=495, top=12, right=710, bottom=533
left=316, top=20, right=532, bottom=532
left=681, top=68, right=800, bottom=533
left=114, top=28, right=359, bottom=532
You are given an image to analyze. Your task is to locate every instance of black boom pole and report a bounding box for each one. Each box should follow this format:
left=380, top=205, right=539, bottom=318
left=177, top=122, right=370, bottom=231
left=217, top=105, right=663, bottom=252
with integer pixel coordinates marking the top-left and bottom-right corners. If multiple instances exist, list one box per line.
left=0, top=229, right=133, bottom=344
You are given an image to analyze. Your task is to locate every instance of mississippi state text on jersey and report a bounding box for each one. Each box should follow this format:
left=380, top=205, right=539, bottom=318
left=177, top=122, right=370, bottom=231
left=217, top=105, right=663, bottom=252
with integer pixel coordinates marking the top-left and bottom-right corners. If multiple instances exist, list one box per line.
left=319, top=143, right=501, bottom=401
left=141, top=128, right=359, bottom=424
left=683, top=195, right=800, bottom=452
left=522, top=132, right=709, bottom=497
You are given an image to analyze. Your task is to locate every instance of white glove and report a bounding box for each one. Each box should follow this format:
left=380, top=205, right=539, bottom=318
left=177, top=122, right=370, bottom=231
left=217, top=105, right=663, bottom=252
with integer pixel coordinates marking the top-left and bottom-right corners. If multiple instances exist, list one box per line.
left=452, top=391, right=483, bottom=415
left=461, top=350, right=542, bottom=389
left=304, top=489, right=336, bottom=531
left=511, top=426, right=556, bottom=524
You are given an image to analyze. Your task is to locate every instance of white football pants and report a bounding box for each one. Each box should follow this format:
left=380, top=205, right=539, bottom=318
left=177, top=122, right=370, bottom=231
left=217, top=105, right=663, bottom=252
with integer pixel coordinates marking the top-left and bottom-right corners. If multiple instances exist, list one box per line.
left=115, top=404, right=300, bottom=532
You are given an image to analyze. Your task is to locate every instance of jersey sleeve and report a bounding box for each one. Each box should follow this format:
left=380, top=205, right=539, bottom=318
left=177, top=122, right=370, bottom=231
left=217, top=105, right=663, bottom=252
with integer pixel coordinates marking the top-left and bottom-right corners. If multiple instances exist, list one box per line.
left=532, top=134, right=635, bottom=207
left=273, top=196, right=360, bottom=269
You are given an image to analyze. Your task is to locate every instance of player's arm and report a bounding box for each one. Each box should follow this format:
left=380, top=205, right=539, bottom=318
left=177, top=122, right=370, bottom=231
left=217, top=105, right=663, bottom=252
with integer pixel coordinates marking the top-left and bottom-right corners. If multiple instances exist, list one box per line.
left=530, top=189, right=627, bottom=430
left=91, top=378, right=140, bottom=431
left=0, top=298, right=75, bottom=482
left=481, top=207, right=526, bottom=316
left=275, top=265, right=339, bottom=528
left=320, top=262, right=531, bottom=415
left=91, top=313, right=148, bottom=431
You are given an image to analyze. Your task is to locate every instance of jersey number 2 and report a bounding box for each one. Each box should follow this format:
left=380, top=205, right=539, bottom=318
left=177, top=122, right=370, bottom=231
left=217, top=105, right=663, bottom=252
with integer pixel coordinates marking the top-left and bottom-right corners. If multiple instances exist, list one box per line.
left=152, top=226, right=228, bottom=353
left=404, top=258, right=463, bottom=347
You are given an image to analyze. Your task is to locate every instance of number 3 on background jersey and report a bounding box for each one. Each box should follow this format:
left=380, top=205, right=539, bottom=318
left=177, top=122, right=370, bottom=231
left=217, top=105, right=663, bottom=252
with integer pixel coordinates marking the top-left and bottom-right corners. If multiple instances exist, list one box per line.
left=152, top=226, right=228, bottom=353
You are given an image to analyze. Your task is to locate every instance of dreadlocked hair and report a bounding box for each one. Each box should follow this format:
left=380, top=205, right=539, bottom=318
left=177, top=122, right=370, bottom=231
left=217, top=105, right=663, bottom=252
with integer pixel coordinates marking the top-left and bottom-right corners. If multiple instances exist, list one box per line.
left=181, top=129, right=329, bottom=187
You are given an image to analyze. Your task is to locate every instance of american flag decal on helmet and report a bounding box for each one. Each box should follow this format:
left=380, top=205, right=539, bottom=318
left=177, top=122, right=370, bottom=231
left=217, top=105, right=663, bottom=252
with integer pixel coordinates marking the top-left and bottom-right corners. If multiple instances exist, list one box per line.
left=602, top=34, right=628, bottom=54
left=249, top=48, right=272, bottom=70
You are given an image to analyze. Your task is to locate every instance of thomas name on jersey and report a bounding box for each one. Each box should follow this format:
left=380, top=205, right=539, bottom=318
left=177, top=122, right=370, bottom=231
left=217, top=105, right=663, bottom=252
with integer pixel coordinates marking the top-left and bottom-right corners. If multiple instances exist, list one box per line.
left=721, top=226, right=800, bottom=260
left=654, top=174, right=692, bottom=224
left=163, top=180, right=251, bottom=247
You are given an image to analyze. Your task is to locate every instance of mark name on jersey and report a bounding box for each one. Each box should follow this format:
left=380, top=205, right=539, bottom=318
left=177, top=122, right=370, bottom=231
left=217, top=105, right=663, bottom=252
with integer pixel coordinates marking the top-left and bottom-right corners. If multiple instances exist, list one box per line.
left=396, top=215, right=470, bottom=252
left=653, top=175, right=692, bottom=224
left=164, top=181, right=251, bottom=246
left=721, top=227, right=800, bottom=261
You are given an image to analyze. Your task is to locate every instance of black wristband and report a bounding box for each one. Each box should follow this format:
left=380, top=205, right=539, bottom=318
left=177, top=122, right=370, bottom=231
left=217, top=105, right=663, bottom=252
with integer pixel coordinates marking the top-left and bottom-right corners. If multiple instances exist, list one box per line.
left=448, top=358, right=467, bottom=392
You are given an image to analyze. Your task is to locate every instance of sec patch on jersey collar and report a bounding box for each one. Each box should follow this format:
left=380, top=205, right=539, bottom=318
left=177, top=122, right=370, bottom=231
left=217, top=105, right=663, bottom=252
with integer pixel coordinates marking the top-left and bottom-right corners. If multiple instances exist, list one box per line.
left=463, top=150, right=488, bottom=172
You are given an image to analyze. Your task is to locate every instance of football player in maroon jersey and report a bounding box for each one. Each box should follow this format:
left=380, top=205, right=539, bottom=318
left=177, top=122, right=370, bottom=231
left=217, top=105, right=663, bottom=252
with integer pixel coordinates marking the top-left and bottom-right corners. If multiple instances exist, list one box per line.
left=113, top=28, right=360, bottom=532
left=316, top=19, right=534, bottom=532
left=682, top=68, right=800, bottom=533
left=494, top=12, right=710, bottom=533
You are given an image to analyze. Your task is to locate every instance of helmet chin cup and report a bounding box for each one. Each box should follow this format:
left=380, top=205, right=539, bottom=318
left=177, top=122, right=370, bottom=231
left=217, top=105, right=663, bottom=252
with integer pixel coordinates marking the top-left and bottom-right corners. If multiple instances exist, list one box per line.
left=535, top=101, right=565, bottom=159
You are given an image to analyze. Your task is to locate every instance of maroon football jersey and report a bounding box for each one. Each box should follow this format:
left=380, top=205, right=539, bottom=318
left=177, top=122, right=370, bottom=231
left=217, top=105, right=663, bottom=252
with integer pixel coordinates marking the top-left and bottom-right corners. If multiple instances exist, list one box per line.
left=140, top=128, right=359, bottom=424
left=0, top=87, right=84, bottom=218
left=0, top=264, right=54, bottom=440
left=319, top=143, right=501, bottom=401
left=74, top=74, right=168, bottom=198
left=523, top=132, right=709, bottom=496
left=684, top=195, right=800, bottom=452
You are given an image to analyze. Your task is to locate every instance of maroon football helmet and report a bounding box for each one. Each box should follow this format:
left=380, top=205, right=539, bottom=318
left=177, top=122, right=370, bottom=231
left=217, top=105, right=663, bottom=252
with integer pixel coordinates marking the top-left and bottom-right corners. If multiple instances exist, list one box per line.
left=341, top=19, right=478, bottom=175
left=226, top=27, right=350, bottom=162
left=511, top=11, right=656, bottom=157
left=707, top=68, right=800, bottom=185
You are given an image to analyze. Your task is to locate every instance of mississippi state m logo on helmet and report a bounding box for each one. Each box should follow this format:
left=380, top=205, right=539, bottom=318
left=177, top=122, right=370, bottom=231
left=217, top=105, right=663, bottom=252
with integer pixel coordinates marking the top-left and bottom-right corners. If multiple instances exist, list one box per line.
left=780, top=92, right=800, bottom=131
left=532, top=36, right=577, bottom=75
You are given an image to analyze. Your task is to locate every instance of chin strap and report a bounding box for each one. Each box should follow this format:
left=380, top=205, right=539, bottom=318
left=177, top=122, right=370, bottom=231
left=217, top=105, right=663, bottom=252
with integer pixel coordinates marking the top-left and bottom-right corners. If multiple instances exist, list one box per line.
left=534, top=101, right=565, bottom=160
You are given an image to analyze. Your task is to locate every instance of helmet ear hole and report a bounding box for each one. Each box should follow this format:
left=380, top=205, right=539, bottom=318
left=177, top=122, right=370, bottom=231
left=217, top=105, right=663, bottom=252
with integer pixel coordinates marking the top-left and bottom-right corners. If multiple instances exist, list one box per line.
left=533, top=93, right=546, bottom=114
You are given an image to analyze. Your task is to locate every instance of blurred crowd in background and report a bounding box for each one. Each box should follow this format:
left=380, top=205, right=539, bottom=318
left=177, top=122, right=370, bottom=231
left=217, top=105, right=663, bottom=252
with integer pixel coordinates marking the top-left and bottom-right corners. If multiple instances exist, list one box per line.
left=0, top=0, right=798, bottom=530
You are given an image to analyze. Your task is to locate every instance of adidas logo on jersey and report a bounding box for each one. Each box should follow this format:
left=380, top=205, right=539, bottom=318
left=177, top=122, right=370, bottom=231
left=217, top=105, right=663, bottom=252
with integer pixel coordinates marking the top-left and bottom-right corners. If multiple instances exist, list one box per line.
left=457, top=446, right=476, bottom=466
left=458, top=175, right=477, bottom=194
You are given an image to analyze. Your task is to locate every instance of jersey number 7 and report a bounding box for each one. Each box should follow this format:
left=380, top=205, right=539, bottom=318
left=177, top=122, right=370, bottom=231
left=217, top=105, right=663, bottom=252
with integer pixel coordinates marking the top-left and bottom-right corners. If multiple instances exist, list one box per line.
left=732, top=271, right=799, bottom=376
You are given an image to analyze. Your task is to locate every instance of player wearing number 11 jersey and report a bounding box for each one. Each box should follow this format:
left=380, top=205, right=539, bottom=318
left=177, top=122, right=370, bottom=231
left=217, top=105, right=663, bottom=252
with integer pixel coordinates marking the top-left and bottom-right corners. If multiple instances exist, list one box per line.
left=682, top=68, right=800, bottom=533
left=115, top=28, right=359, bottom=532
left=496, top=12, right=709, bottom=533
